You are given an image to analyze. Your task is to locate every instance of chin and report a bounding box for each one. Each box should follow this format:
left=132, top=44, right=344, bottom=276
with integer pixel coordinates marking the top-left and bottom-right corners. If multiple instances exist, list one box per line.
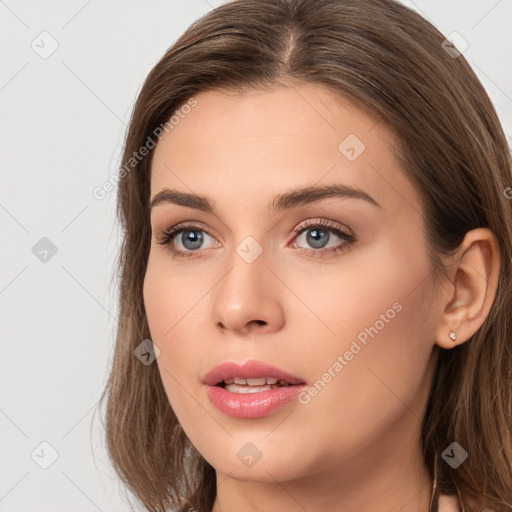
left=204, top=442, right=312, bottom=483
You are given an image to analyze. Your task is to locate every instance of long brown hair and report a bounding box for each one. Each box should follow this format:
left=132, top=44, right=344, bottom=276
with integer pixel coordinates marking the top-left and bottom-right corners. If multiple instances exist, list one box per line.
left=99, top=1, right=512, bottom=510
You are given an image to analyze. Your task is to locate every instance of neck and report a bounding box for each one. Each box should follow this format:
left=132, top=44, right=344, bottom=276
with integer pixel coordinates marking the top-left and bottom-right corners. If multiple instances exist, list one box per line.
left=211, top=435, right=433, bottom=512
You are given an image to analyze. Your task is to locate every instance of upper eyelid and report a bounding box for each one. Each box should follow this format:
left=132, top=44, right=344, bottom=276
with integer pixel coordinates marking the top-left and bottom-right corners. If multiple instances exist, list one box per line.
left=161, top=218, right=348, bottom=234
left=293, top=218, right=353, bottom=235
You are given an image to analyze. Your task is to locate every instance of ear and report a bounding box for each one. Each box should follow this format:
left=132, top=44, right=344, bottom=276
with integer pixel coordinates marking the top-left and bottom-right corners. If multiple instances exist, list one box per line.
left=435, top=228, right=500, bottom=349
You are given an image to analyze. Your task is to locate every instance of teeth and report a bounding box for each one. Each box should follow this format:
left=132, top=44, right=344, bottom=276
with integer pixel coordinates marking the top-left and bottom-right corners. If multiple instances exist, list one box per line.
left=246, top=377, right=267, bottom=385
left=223, top=376, right=288, bottom=386
left=225, top=384, right=274, bottom=393
left=222, top=376, right=294, bottom=393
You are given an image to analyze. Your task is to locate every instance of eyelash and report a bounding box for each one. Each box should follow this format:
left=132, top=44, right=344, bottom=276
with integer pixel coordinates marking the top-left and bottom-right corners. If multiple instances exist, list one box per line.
left=154, top=218, right=356, bottom=259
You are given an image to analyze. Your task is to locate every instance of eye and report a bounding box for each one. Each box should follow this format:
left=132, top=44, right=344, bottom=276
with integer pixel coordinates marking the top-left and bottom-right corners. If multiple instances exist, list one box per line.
left=155, top=218, right=356, bottom=259
left=290, top=218, right=355, bottom=258
left=155, top=222, right=218, bottom=258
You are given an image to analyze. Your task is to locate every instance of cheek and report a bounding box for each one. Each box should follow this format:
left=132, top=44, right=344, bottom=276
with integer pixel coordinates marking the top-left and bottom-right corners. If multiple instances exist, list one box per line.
left=143, top=252, right=209, bottom=343
left=290, top=233, right=433, bottom=351
left=142, top=256, right=213, bottom=417
left=292, top=242, right=437, bottom=441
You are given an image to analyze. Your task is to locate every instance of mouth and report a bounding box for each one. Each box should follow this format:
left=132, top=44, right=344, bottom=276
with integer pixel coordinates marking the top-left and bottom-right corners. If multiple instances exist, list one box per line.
left=203, top=360, right=306, bottom=389
left=203, top=360, right=307, bottom=418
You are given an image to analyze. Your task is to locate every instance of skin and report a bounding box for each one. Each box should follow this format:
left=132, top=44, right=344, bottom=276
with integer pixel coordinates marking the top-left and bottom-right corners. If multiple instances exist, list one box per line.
left=143, top=84, right=500, bottom=512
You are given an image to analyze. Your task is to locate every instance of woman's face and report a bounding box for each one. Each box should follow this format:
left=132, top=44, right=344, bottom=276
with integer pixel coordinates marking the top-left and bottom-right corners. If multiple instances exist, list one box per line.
left=143, top=84, right=442, bottom=485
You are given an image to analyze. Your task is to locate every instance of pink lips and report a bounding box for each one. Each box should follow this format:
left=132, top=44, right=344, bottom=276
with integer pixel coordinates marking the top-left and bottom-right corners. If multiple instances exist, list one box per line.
left=203, top=360, right=307, bottom=419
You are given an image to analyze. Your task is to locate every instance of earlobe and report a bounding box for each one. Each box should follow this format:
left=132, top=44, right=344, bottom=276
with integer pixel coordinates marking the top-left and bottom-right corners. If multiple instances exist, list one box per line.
left=435, top=228, right=500, bottom=349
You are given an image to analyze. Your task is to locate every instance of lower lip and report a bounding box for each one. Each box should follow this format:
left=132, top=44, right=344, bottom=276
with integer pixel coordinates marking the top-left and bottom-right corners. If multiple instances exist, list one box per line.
left=205, top=384, right=307, bottom=419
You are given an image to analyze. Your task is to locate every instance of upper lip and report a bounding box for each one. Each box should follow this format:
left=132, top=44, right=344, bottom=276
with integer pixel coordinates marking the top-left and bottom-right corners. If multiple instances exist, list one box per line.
left=203, top=360, right=306, bottom=386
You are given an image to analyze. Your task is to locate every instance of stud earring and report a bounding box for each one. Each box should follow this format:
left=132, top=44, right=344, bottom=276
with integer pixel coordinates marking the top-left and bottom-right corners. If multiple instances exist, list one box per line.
left=449, top=331, right=457, bottom=341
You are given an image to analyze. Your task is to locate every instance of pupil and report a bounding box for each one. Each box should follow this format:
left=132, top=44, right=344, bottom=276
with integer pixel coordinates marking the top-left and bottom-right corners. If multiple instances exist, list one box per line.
left=182, top=230, right=203, bottom=250
left=307, top=228, right=329, bottom=249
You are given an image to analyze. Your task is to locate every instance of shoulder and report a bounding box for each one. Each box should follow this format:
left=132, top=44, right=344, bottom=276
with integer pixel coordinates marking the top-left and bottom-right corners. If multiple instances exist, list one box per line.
left=438, top=493, right=495, bottom=512
left=438, top=493, right=461, bottom=512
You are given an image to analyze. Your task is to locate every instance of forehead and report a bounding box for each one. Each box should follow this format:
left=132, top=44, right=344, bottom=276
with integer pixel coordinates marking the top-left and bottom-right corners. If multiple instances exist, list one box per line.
left=149, top=84, right=420, bottom=218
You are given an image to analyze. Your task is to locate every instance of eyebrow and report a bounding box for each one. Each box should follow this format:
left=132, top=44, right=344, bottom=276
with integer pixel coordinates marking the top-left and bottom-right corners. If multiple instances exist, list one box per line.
left=148, top=183, right=380, bottom=214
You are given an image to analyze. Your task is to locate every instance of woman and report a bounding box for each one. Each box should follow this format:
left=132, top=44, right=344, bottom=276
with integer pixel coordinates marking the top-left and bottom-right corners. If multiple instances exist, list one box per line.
left=100, top=0, right=512, bottom=510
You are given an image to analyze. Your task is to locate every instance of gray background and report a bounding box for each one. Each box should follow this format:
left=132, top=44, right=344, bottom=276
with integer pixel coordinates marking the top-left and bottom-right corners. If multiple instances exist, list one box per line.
left=1, top=1, right=511, bottom=510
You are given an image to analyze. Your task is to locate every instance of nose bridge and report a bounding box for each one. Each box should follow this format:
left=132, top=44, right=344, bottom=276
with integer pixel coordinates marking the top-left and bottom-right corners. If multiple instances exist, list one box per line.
left=211, top=236, right=285, bottom=334
left=217, top=238, right=268, bottom=313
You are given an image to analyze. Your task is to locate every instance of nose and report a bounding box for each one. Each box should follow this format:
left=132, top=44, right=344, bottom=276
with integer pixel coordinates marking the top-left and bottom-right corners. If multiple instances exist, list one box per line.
left=211, top=246, right=285, bottom=336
